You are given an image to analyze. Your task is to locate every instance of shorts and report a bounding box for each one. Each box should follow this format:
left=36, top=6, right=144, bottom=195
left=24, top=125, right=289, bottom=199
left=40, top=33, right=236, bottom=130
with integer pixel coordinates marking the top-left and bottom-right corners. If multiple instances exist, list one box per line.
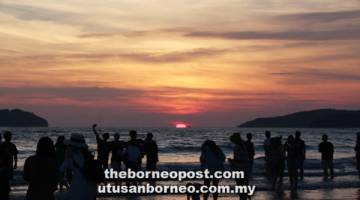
left=321, top=160, right=333, bottom=169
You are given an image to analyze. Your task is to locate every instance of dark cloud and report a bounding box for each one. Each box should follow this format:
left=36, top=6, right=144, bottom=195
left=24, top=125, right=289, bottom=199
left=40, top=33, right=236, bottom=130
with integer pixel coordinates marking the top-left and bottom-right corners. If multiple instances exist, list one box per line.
left=270, top=68, right=360, bottom=84
left=0, top=87, right=141, bottom=101
left=76, top=27, right=194, bottom=38
left=185, top=9, right=360, bottom=41
left=0, top=86, right=288, bottom=119
left=280, top=10, right=360, bottom=23
left=0, top=86, right=288, bottom=100
left=253, top=53, right=360, bottom=67
left=185, top=28, right=360, bottom=41
left=77, top=31, right=148, bottom=38
left=0, top=86, right=294, bottom=113
left=77, top=33, right=120, bottom=38
left=77, top=48, right=227, bottom=62
left=0, top=48, right=229, bottom=65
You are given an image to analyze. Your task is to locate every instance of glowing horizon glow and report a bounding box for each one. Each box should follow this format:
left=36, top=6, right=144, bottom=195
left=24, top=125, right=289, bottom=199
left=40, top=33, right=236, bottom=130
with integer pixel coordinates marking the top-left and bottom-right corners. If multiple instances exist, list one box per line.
left=175, top=123, right=188, bottom=129
left=0, top=0, right=359, bottom=127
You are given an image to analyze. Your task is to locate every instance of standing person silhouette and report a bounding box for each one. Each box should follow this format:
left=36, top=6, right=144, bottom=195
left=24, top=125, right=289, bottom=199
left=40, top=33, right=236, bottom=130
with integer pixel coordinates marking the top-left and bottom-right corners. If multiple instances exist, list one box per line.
left=144, top=133, right=159, bottom=171
left=285, top=135, right=298, bottom=196
left=0, top=141, right=11, bottom=200
left=1, top=131, right=17, bottom=178
left=318, top=134, right=334, bottom=179
left=269, top=137, right=285, bottom=195
left=124, top=131, right=143, bottom=171
left=110, top=133, right=126, bottom=171
left=92, top=124, right=111, bottom=169
left=228, top=133, right=249, bottom=200
left=23, top=137, right=59, bottom=200
left=245, top=133, right=255, bottom=176
left=354, top=132, right=360, bottom=178
left=124, top=130, right=144, bottom=186
left=55, top=136, right=69, bottom=191
left=264, top=131, right=271, bottom=177
left=61, top=133, right=98, bottom=200
left=294, top=131, right=306, bottom=180
left=200, top=140, right=225, bottom=200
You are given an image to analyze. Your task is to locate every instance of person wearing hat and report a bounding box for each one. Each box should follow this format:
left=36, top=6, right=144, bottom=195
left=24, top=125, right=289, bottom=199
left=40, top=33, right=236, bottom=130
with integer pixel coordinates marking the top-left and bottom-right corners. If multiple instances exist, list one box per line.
left=61, top=133, right=97, bottom=200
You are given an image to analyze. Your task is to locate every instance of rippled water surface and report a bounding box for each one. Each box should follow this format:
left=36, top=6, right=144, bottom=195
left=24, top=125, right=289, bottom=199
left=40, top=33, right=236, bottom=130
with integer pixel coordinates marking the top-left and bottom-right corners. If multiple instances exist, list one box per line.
left=3, top=127, right=359, bottom=165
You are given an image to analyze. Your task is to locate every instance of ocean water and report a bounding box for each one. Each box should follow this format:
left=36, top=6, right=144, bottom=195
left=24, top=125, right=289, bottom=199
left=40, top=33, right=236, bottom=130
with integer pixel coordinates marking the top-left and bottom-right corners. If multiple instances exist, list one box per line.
left=3, top=127, right=358, bottom=159
left=3, top=127, right=358, bottom=168
left=3, top=127, right=360, bottom=193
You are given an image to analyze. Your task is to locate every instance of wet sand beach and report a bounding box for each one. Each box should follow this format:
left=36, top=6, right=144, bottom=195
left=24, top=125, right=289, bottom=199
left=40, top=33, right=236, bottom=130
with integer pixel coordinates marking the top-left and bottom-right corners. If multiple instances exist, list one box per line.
left=9, top=188, right=360, bottom=200
left=9, top=168, right=360, bottom=200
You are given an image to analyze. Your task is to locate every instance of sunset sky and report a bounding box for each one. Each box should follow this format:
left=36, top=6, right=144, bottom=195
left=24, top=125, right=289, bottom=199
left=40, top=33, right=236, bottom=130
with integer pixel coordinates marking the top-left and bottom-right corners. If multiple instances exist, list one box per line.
left=1, top=0, right=360, bottom=127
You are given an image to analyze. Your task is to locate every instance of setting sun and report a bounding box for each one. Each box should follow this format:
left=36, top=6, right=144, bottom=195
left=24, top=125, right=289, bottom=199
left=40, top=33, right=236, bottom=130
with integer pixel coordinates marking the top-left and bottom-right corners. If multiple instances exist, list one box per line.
left=174, top=122, right=188, bottom=129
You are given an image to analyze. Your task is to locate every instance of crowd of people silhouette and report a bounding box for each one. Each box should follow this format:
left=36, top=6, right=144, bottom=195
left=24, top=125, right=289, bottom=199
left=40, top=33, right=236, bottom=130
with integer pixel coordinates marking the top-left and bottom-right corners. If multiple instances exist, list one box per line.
left=0, top=127, right=360, bottom=200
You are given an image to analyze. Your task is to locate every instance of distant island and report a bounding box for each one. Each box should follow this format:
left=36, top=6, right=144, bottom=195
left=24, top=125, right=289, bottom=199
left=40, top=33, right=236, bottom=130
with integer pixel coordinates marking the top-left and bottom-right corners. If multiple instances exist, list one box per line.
left=0, top=109, right=48, bottom=127
left=239, top=109, right=360, bottom=128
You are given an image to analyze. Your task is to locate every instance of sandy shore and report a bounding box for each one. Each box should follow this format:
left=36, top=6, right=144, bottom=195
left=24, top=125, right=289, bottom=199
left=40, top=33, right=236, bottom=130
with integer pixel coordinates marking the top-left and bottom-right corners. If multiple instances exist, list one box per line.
left=96, top=188, right=360, bottom=200
left=9, top=165, right=360, bottom=200
left=9, top=187, right=360, bottom=200
left=92, top=189, right=360, bottom=200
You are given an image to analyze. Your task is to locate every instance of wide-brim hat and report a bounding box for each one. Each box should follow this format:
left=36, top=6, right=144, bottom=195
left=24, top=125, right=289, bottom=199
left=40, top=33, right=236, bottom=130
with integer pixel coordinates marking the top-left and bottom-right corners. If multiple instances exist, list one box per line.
left=65, top=133, right=88, bottom=148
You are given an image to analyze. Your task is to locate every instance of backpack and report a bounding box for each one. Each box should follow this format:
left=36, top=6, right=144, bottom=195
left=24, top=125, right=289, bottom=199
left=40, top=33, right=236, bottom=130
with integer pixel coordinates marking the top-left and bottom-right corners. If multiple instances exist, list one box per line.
left=125, top=144, right=141, bottom=163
